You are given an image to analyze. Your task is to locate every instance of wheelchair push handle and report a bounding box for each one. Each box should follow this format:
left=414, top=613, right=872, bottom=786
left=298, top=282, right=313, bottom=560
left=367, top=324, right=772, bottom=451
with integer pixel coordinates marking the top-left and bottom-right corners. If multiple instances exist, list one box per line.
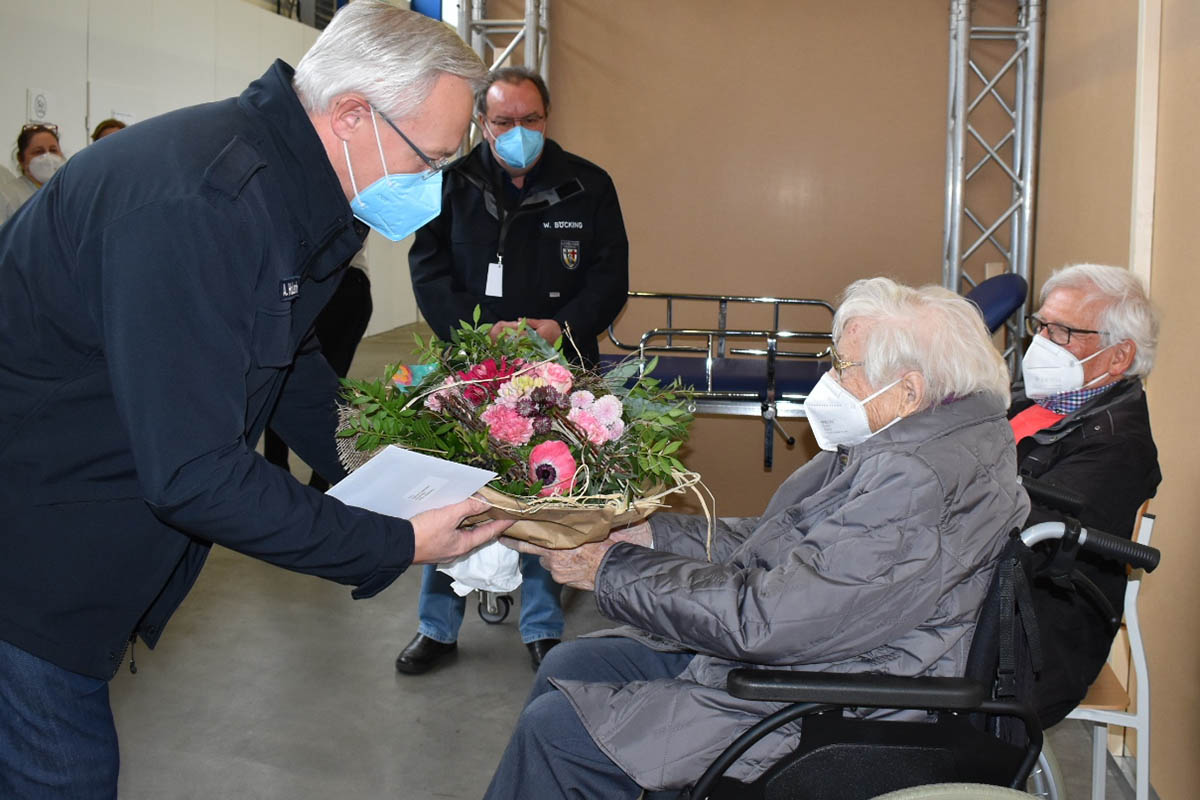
left=1020, top=521, right=1160, bottom=572
left=1079, top=526, right=1160, bottom=572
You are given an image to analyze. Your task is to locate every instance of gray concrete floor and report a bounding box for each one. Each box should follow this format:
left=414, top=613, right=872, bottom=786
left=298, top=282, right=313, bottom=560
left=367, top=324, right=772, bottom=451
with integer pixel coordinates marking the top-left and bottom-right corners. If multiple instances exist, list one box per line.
left=108, top=324, right=1145, bottom=799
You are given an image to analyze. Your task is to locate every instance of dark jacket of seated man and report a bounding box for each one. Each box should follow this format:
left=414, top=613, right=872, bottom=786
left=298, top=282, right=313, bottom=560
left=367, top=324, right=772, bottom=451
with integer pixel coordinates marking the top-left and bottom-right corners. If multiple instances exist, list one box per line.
left=1010, top=377, right=1160, bottom=726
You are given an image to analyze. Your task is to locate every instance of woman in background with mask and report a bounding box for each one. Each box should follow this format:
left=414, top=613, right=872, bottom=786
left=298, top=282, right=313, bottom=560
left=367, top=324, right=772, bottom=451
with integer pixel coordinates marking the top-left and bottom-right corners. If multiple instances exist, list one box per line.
left=483, top=277, right=1028, bottom=799
left=1, top=123, right=66, bottom=225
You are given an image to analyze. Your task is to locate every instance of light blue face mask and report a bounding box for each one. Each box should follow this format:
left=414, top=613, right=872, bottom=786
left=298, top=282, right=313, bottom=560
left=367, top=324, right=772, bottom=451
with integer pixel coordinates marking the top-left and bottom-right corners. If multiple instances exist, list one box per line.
left=343, top=110, right=443, bottom=242
left=493, top=125, right=544, bottom=169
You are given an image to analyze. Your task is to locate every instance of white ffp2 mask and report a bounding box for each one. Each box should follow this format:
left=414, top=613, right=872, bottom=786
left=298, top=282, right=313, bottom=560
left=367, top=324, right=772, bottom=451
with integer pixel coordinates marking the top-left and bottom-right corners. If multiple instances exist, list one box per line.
left=1022, top=335, right=1110, bottom=398
left=803, top=371, right=901, bottom=452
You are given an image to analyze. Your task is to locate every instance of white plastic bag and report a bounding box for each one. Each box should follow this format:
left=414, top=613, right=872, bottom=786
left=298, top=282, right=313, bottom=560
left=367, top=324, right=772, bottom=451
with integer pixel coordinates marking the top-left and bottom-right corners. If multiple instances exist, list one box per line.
left=437, top=540, right=523, bottom=597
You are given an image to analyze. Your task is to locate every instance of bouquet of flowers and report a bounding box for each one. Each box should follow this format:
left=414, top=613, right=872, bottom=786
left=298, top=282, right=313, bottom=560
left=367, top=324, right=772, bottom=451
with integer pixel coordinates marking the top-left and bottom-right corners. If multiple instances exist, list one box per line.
left=336, top=311, right=698, bottom=550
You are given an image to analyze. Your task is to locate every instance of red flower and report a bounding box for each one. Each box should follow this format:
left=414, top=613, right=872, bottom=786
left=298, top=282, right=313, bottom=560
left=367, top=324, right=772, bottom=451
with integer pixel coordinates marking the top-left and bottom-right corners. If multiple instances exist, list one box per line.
left=529, top=440, right=577, bottom=497
left=458, top=357, right=519, bottom=405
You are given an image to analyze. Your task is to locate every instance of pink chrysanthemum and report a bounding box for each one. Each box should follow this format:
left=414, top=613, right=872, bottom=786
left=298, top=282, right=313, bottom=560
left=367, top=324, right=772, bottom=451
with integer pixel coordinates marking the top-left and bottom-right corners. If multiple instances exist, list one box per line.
left=481, top=403, right=534, bottom=445
left=529, top=440, right=577, bottom=496
left=566, top=391, right=626, bottom=445
left=591, top=394, right=623, bottom=425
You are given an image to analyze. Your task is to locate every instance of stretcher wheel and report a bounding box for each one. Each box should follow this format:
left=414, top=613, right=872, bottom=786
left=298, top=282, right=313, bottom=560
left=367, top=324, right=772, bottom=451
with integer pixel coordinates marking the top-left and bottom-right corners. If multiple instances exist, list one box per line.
left=478, top=594, right=512, bottom=624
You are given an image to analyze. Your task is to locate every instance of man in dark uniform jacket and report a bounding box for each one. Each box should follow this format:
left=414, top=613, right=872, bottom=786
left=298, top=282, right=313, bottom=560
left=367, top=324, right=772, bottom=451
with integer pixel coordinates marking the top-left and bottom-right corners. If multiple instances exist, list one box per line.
left=400, top=67, right=629, bottom=675
left=1007, top=263, right=1161, bottom=726
left=409, top=66, right=629, bottom=367
left=0, top=5, right=510, bottom=795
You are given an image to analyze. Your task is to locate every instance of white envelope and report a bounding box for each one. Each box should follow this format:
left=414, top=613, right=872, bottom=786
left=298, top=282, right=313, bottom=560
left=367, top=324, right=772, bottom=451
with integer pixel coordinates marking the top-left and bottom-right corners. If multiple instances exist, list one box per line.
left=327, top=445, right=497, bottom=520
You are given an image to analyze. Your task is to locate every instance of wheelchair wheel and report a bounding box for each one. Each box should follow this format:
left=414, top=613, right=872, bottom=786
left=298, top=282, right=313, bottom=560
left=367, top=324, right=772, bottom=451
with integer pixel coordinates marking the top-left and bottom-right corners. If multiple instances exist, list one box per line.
left=478, top=593, right=512, bottom=624
left=871, top=784, right=1039, bottom=799
left=1026, top=742, right=1065, bottom=799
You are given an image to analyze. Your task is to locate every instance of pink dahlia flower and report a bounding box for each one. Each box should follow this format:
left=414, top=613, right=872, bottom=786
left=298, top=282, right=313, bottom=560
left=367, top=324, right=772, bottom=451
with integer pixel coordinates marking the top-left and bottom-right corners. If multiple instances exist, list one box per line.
left=529, top=440, right=577, bottom=496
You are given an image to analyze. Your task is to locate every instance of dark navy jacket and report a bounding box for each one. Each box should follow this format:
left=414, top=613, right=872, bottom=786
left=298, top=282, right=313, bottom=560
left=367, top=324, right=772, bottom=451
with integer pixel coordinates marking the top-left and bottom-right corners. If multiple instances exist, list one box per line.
left=0, top=61, right=414, bottom=680
left=408, top=139, right=628, bottom=365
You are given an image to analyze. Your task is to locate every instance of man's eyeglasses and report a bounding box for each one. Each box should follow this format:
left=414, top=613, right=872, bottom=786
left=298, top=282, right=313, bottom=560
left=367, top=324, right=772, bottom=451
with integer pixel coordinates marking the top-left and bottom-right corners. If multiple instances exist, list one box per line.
left=485, top=113, right=545, bottom=132
left=373, top=106, right=452, bottom=178
left=22, top=123, right=59, bottom=137
left=827, top=342, right=865, bottom=379
left=1025, top=315, right=1106, bottom=347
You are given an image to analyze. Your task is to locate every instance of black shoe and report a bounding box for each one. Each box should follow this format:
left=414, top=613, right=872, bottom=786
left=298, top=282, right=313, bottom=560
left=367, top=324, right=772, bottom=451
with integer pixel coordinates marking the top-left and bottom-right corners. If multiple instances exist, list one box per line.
left=526, top=638, right=560, bottom=672
left=395, top=634, right=457, bottom=675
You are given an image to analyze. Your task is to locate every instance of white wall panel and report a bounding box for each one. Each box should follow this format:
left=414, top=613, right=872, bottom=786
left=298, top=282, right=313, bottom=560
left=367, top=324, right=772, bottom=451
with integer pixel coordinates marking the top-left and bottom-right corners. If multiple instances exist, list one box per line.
left=151, top=0, right=217, bottom=113
left=0, top=0, right=89, bottom=164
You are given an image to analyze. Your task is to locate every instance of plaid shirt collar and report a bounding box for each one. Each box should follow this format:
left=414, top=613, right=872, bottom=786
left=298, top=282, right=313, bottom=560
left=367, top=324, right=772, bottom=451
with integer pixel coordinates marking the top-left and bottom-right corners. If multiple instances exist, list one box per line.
left=1034, top=381, right=1118, bottom=415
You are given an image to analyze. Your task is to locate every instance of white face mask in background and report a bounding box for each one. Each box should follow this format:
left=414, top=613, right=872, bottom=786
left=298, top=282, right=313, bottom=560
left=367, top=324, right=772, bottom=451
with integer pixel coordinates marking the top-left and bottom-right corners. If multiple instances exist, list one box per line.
left=1021, top=334, right=1111, bottom=398
left=803, top=371, right=901, bottom=452
left=27, top=152, right=66, bottom=184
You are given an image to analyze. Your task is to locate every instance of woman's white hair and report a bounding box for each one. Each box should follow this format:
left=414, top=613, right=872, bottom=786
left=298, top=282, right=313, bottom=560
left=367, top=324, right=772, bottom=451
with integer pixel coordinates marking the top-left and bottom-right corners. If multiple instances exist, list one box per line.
left=833, top=277, right=1012, bottom=408
left=1040, top=263, right=1158, bottom=377
left=293, top=0, right=486, bottom=120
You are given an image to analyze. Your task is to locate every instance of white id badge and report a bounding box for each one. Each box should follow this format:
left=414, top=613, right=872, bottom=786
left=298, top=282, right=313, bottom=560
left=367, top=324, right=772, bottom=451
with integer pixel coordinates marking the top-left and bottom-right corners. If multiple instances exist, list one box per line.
left=485, top=261, right=504, bottom=297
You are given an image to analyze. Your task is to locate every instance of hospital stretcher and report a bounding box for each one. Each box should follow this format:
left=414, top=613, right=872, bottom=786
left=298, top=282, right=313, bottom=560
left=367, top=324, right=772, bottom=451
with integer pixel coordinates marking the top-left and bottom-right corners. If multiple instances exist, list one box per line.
left=597, top=291, right=835, bottom=469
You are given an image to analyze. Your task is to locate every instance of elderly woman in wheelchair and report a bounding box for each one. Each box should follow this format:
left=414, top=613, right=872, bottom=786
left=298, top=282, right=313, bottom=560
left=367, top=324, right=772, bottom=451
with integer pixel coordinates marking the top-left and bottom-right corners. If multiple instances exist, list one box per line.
left=487, top=277, right=1029, bottom=800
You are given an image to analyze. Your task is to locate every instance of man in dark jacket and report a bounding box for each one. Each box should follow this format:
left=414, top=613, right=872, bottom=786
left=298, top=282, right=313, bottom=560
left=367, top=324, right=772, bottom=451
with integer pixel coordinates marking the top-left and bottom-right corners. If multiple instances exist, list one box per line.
left=408, top=66, right=629, bottom=367
left=399, top=67, right=629, bottom=676
left=0, top=4, right=510, bottom=796
left=1008, top=263, right=1161, bottom=725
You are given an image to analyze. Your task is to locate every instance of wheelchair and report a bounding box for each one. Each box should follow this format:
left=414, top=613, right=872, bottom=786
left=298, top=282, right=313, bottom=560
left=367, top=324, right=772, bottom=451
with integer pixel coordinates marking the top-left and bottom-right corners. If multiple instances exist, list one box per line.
left=673, top=477, right=1160, bottom=800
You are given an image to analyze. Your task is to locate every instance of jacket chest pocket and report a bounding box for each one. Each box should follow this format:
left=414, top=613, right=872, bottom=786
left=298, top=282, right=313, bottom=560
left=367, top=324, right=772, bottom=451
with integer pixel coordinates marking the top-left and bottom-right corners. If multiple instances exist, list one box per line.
left=251, top=308, right=294, bottom=368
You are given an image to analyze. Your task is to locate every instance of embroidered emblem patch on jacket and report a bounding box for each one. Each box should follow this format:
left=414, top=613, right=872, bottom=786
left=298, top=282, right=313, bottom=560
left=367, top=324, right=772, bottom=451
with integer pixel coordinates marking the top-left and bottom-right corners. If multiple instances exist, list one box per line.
left=560, top=240, right=580, bottom=270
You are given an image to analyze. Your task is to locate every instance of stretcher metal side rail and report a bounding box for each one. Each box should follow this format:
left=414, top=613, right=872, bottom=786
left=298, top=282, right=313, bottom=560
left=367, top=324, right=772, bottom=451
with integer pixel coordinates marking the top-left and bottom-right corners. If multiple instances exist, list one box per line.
left=601, top=292, right=834, bottom=468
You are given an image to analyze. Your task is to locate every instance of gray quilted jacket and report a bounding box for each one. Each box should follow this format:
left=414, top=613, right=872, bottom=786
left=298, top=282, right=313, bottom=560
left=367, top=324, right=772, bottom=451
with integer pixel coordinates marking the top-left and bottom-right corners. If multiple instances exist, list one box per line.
left=553, top=392, right=1029, bottom=790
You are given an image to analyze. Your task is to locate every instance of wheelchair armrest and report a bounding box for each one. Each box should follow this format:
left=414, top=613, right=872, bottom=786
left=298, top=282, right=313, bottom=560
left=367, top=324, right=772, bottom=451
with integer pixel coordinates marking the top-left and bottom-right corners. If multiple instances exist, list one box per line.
left=726, top=668, right=989, bottom=710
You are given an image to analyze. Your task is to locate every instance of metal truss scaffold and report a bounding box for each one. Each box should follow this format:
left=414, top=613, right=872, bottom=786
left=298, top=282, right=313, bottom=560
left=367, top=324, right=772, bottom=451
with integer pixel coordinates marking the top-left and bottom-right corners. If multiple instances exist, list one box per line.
left=456, top=0, right=549, bottom=79
left=942, top=0, right=1044, bottom=373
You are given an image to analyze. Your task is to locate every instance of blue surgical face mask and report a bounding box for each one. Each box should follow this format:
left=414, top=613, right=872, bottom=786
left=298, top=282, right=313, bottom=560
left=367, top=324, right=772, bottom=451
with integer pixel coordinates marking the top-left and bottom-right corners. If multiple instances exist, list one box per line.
left=492, top=125, right=544, bottom=169
left=343, top=110, right=442, bottom=242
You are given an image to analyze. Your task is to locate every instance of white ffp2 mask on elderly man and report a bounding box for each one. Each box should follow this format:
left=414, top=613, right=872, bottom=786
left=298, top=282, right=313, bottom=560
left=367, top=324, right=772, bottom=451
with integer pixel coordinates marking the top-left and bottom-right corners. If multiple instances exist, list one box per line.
left=803, top=371, right=901, bottom=452
left=1021, top=335, right=1111, bottom=398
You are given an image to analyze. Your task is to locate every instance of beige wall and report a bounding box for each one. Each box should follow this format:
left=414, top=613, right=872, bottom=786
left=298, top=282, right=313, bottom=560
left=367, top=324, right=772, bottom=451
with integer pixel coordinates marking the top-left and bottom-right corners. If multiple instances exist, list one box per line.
left=1034, top=0, right=1200, bottom=795
left=522, top=0, right=952, bottom=513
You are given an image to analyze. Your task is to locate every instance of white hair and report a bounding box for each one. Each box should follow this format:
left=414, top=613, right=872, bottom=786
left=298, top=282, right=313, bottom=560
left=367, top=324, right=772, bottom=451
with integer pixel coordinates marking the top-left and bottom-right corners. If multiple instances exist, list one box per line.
left=833, top=277, right=1012, bottom=409
left=1040, top=263, right=1158, bottom=378
left=293, top=0, right=487, bottom=120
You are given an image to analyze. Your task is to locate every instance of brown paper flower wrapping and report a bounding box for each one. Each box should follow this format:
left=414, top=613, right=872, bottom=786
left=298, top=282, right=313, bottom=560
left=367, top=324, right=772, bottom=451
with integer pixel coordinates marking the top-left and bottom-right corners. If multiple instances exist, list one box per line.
left=466, top=485, right=665, bottom=549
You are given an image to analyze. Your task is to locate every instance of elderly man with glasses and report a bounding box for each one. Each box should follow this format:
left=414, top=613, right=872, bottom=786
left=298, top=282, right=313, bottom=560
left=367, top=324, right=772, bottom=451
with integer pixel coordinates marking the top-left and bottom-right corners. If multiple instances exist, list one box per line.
left=400, top=66, right=630, bottom=677
left=1009, top=263, right=1161, bottom=726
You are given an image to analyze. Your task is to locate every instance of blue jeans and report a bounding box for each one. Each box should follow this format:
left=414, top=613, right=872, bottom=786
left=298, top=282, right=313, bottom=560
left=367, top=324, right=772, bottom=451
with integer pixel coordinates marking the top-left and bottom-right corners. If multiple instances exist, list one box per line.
left=483, top=637, right=694, bottom=800
left=418, top=554, right=563, bottom=644
left=0, top=638, right=119, bottom=799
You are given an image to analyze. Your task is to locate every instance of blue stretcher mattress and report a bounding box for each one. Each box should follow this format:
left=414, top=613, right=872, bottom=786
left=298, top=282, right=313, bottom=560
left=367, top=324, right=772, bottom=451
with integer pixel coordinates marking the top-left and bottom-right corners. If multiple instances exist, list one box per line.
left=598, top=354, right=825, bottom=399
